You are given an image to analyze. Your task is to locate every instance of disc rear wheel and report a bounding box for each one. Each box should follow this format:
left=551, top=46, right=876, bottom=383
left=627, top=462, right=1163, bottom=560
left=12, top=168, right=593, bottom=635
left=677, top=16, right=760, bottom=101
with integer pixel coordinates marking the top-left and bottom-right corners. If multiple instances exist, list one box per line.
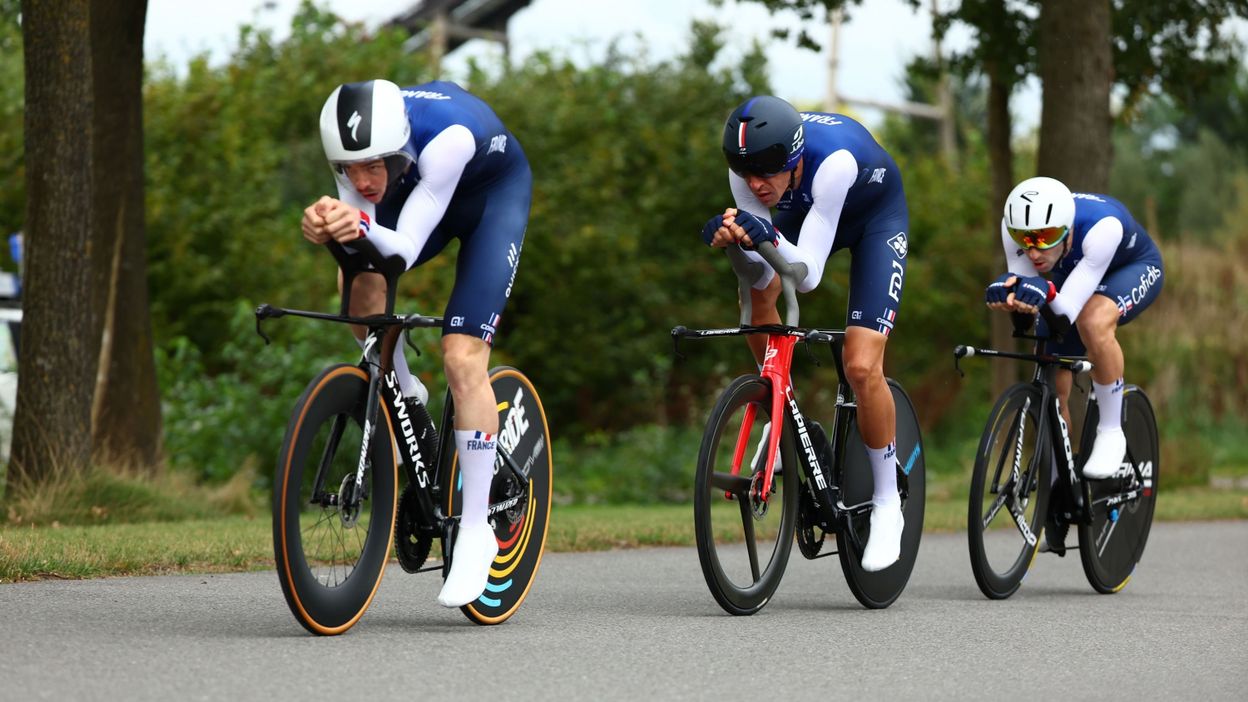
left=837, top=379, right=926, bottom=609
left=443, top=367, right=553, bottom=625
left=1078, top=387, right=1158, bottom=593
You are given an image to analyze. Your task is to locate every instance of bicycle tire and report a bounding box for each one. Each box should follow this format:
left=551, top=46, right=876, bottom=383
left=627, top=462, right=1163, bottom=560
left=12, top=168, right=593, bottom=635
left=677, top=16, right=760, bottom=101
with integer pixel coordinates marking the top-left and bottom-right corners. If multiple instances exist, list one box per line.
left=965, top=383, right=1050, bottom=600
left=273, top=364, right=399, bottom=635
left=837, top=379, right=926, bottom=609
left=1077, top=386, right=1158, bottom=594
left=693, top=374, right=798, bottom=616
left=443, top=367, right=553, bottom=625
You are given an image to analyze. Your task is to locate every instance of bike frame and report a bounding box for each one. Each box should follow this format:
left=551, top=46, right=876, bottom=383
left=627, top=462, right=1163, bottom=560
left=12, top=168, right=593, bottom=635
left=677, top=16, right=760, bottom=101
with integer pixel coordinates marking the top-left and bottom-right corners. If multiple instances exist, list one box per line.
left=955, top=318, right=1152, bottom=535
left=673, top=241, right=886, bottom=539
left=254, top=240, right=535, bottom=546
left=672, top=321, right=875, bottom=540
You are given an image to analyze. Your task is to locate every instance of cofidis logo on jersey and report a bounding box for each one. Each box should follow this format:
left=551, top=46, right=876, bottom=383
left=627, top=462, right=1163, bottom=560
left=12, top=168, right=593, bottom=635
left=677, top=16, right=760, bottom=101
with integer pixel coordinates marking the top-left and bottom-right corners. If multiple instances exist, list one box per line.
left=1115, top=264, right=1162, bottom=317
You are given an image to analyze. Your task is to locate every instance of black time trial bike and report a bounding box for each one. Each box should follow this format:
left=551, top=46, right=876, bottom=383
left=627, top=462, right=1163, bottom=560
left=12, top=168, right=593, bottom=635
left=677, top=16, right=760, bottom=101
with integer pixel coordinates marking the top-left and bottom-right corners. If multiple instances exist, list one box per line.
left=673, top=242, right=925, bottom=615
left=256, top=239, right=552, bottom=635
left=955, top=309, right=1158, bottom=599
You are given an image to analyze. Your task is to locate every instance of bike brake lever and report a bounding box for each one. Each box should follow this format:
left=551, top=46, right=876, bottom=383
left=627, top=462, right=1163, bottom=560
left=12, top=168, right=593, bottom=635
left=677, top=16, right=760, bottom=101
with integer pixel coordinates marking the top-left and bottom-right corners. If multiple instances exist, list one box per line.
left=254, top=304, right=284, bottom=345
left=403, top=327, right=422, bottom=357
left=801, top=334, right=821, bottom=367
left=670, top=326, right=686, bottom=361
left=952, top=345, right=973, bottom=378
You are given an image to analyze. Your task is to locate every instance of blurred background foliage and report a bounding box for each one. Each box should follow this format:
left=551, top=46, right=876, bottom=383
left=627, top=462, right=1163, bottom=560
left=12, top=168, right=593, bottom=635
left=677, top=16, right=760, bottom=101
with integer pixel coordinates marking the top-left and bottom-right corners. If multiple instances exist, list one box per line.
left=0, top=2, right=1244, bottom=500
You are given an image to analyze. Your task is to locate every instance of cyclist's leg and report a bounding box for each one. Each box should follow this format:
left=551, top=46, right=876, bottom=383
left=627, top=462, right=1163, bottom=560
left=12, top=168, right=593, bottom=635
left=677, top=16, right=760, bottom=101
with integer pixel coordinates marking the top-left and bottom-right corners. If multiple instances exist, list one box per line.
left=746, top=276, right=781, bottom=363
left=337, top=267, right=429, bottom=402
left=1078, top=258, right=1163, bottom=478
left=844, top=196, right=908, bottom=571
left=339, top=269, right=386, bottom=339
left=436, top=159, right=531, bottom=608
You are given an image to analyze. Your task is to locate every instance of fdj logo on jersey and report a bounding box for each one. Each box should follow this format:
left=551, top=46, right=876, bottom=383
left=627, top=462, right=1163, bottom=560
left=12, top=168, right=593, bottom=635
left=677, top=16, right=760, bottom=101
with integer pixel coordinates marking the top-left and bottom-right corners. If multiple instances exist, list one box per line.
left=888, top=260, right=904, bottom=302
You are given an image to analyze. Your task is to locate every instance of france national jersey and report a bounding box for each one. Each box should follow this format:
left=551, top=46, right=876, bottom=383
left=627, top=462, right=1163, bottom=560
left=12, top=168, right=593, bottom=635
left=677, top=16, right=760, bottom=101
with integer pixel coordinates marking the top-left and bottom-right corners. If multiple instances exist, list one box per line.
left=730, top=112, right=910, bottom=335
left=1002, top=192, right=1163, bottom=325
left=336, top=80, right=532, bottom=345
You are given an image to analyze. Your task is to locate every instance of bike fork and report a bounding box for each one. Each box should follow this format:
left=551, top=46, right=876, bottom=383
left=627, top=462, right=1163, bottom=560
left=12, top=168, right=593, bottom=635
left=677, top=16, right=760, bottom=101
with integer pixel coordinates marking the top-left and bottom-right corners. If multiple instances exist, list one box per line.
left=741, top=335, right=799, bottom=503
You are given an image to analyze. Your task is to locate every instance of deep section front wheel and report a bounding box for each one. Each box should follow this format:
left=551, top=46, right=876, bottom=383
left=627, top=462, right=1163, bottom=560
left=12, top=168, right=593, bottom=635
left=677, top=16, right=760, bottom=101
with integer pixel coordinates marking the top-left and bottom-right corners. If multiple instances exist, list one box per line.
left=837, top=379, right=926, bottom=609
left=694, top=375, right=798, bottom=616
left=273, top=364, right=398, bottom=635
left=966, top=383, right=1050, bottom=600
left=1078, top=387, right=1158, bottom=594
left=444, top=367, right=553, bottom=625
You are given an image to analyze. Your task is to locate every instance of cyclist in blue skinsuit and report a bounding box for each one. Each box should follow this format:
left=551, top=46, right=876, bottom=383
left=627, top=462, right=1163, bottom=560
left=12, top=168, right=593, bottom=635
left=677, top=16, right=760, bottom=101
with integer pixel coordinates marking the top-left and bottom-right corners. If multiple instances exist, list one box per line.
left=985, top=176, right=1164, bottom=482
left=701, top=96, right=911, bottom=572
left=301, top=79, right=531, bottom=608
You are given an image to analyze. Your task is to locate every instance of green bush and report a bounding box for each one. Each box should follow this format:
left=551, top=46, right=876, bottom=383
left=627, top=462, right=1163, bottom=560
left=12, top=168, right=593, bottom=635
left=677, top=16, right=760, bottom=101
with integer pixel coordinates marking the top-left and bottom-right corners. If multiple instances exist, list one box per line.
left=157, top=301, right=345, bottom=483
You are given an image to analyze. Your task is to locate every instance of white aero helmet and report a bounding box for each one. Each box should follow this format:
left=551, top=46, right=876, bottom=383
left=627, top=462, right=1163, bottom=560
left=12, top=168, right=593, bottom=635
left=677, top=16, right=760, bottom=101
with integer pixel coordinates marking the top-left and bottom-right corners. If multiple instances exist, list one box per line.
left=319, top=80, right=416, bottom=197
left=1002, top=176, right=1075, bottom=249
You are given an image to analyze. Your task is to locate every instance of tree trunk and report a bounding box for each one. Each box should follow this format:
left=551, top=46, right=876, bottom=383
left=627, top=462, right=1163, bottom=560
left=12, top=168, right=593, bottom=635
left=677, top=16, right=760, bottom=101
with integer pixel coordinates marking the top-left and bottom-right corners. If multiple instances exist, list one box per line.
left=89, top=0, right=161, bottom=470
left=985, top=64, right=1017, bottom=396
left=10, top=0, right=98, bottom=488
left=1037, top=0, right=1113, bottom=191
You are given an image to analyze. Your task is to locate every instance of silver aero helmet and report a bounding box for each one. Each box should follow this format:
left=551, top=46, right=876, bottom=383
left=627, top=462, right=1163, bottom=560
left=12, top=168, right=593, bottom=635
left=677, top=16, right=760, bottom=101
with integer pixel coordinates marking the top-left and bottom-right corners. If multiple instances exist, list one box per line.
left=1002, top=176, right=1076, bottom=249
left=319, top=79, right=417, bottom=199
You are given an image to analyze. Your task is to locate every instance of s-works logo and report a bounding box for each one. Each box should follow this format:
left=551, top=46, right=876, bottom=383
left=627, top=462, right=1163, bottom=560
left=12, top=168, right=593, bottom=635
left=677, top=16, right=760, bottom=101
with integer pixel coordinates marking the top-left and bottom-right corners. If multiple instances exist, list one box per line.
left=347, top=111, right=362, bottom=142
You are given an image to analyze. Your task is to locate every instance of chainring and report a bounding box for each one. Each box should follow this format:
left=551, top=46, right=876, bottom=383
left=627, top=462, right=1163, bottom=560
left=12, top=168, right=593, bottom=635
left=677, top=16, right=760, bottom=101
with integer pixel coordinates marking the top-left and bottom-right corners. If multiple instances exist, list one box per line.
left=395, top=483, right=433, bottom=573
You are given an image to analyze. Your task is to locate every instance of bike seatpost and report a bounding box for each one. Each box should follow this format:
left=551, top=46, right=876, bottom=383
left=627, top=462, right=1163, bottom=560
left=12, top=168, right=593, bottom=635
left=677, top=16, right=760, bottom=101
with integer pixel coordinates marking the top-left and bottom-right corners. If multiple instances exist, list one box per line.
left=724, top=242, right=808, bottom=327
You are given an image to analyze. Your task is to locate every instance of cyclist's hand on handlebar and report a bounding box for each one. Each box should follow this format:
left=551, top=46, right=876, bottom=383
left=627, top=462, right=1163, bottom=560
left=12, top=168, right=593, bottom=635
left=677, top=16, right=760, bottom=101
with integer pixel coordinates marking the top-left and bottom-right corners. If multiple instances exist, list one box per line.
left=301, top=196, right=338, bottom=244
left=1012, top=274, right=1053, bottom=314
left=732, top=210, right=778, bottom=250
left=701, top=213, right=729, bottom=247
left=985, top=272, right=1017, bottom=310
left=702, top=208, right=747, bottom=248
left=307, top=197, right=365, bottom=244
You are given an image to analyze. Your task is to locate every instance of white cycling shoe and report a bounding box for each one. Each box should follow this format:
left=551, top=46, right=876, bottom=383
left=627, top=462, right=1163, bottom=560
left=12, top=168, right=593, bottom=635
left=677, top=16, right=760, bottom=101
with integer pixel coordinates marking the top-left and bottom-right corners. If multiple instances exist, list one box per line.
left=861, top=500, right=904, bottom=572
left=1081, top=428, right=1127, bottom=480
left=437, top=522, right=499, bottom=608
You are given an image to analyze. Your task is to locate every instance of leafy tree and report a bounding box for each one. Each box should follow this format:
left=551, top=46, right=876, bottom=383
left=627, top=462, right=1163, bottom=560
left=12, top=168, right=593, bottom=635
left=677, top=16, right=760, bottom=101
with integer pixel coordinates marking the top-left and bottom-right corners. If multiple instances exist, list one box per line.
left=11, top=0, right=98, bottom=488
left=0, top=2, right=22, bottom=249
left=90, top=0, right=161, bottom=469
left=143, top=3, right=433, bottom=358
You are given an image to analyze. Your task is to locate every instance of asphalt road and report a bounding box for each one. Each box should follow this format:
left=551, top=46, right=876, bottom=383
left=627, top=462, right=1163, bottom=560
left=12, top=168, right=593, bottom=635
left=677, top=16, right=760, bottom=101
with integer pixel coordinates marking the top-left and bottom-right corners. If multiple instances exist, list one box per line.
left=2, top=521, right=1245, bottom=700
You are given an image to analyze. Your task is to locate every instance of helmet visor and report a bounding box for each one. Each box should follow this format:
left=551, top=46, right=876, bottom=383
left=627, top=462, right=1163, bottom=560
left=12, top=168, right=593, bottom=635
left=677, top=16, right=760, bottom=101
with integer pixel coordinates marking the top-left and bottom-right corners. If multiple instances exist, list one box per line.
left=1007, top=225, right=1069, bottom=250
left=725, top=143, right=790, bottom=178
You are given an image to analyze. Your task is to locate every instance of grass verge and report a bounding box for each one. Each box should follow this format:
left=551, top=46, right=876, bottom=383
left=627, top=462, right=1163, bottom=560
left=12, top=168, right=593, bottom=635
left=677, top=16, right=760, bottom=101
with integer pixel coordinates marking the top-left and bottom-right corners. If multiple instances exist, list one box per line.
left=2, top=488, right=1244, bottom=583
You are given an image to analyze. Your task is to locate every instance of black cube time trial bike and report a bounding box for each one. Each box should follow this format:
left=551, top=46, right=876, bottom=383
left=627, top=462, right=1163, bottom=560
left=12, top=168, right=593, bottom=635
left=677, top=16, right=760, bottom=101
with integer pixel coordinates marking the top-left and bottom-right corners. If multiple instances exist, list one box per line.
left=955, top=309, right=1158, bottom=599
left=256, top=239, right=552, bottom=635
left=673, top=242, right=925, bottom=615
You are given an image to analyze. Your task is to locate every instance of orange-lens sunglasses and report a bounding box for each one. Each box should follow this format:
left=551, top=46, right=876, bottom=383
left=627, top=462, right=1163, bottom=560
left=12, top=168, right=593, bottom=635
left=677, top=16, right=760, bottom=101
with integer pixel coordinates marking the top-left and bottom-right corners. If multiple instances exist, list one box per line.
left=1007, top=225, right=1069, bottom=250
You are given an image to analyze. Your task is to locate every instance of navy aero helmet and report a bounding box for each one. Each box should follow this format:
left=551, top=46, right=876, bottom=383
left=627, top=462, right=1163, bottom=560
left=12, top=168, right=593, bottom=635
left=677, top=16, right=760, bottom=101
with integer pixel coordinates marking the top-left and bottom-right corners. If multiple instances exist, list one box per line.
left=722, top=96, right=805, bottom=177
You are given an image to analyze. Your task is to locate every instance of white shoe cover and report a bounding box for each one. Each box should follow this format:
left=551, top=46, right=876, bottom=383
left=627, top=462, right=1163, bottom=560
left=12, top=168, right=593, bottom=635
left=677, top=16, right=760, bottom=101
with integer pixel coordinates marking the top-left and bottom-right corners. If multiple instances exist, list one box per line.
left=861, top=501, right=904, bottom=572
left=437, top=522, right=499, bottom=608
left=1081, top=428, right=1127, bottom=480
